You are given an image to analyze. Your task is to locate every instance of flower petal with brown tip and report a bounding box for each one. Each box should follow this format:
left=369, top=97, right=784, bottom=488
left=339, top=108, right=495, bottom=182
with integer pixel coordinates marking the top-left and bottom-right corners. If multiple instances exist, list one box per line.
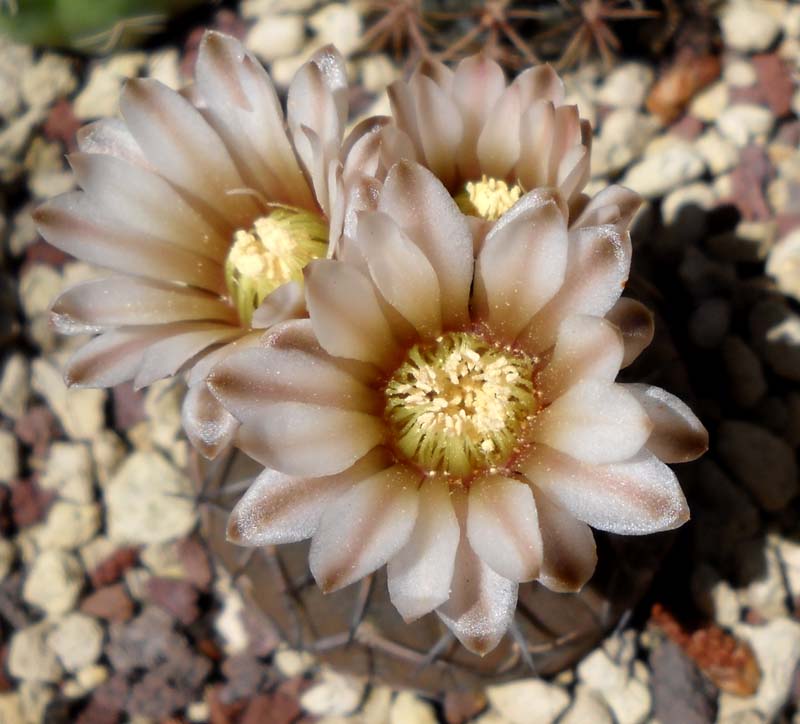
left=358, top=211, right=442, bottom=339
left=387, top=477, right=459, bottom=622
left=606, top=298, right=655, bottom=368
left=120, top=78, right=258, bottom=228
left=536, top=315, right=624, bottom=403
left=473, top=197, right=568, bottom=340
left=69, top=152, right=228, bottom=261
left=529, top=379, right=652, bottom=465
left=624, top=384, right=709, bottom=463
left=310, top=464, right=421, bottom=593
left=523, top=445, right=690, bottom=535
left=305, top=259, right=397, bottom=368
left=518, top=224, right=631, bottom=354
left=231, top=402, right=384, bottom=478
left=134, top=324, right=242, bottom=389
left=378, top=162, right=473, bottom=329
left=531, top=487, right=596, bottom=593
left=34, top=193, right=226, bottom=294
left=51, top=277, right=236, bottom=334
left=467, top=475, right=543, bottom=583
left=63, top=326, right=174, bottom=388
left=196, top=31, right=315, bottom=210
left=207, top=345, right=380, bottom=420
left=182, top=382, right=239, bottom=459
left=227, top=449, right=389, bottom=547
left=436, top=491, right=518, bottom=657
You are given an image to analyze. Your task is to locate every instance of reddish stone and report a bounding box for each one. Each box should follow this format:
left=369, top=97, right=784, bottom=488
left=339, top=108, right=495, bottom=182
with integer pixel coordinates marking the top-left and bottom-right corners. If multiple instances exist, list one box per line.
left=753, top=53, right=794, bottom=118
left=197, top=637, right=224, bottom=662
left=43, top=99, right=82, bottom=151
left=0, top=646, right=12, bottom=693
left=10, top=477, right=54, bottom=528
left=729, top=85, right=765, bottom=106
left=241, top=691, right=300, bottom=724
left=775, top=120, right=800, bottom=148
left=22, top=240, right=69, bottom=270
left=81, top=584, right=135, bottom=623
left=730, top=145, right=775, bottom=221
left=75, top=698, right=121, bottom=724
left=178, top=537, right=212, bottom=591
left=670, top=114, right=704, bottom=141
left=444, top=690, right=488, bottom=724
left=145, top=577, right=199, bottom=626
left=207, top=684, right=246, bottom=724
left=89, top=547, right=139, bottom=588
left=0, top=484, right=12, bottom=535
left=111, top=382, right=145, bottom=432
left=777, top=214, right=800, bottom=238
left=14, top=405, right=60, bottom=457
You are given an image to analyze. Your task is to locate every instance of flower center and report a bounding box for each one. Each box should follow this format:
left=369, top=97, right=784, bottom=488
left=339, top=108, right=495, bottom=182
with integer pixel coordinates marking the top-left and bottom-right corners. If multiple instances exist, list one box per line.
left=384, top=332, right=538, bottom=479
left=224, top=207, right=328, bottom=326
left=454, top=175, right=523, bottom=221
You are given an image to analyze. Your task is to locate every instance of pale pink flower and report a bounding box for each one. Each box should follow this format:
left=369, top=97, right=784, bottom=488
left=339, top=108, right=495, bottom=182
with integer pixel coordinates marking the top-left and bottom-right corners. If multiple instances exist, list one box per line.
left=35, top=32, right=365, bottom=458
left=209, top=162, right=707, bottom=655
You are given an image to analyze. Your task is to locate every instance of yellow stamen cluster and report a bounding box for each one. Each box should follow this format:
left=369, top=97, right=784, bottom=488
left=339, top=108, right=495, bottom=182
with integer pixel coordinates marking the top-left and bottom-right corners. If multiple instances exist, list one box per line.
left=225, top=207, right=328, bottom=326
left=455, top=175, right=523, bottom=221
left=384, top=332, right=537, bottom=479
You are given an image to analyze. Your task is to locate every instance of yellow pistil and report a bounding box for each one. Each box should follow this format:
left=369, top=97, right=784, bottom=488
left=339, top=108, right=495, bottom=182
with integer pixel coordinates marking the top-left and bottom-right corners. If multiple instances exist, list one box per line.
left=225, top=207, right=328, bottom=326
left=384, top=332, right=537, bottom=479
left=454, top=175, right=523, bottom=221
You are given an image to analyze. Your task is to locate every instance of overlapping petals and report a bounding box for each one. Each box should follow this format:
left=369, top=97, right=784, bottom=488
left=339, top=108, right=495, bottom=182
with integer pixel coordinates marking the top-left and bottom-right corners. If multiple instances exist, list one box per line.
left=36, top=31, right=362, bottom=458
left=210, top=161, right=707, bottom=656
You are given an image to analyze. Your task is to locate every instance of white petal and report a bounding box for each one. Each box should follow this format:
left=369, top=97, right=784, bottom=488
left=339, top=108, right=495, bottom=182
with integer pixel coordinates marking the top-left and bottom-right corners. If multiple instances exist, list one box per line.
left=34, top=193, right=225, bottom=294
left=436, top=491, right=517, bottom=656
left=572, top=184, right=642, bottom=232
left=387, top=477, right=459, bottom=622
left=69, top=152, right=228, bottom=261
left=536, top=315, right=624, bottom=402
left=378, top=161, right=474, bottom=328
left=134, top=325, right=242, bottom=389
left=63, top=327, right=171, bottom=387
left=518, top=224, right=631, bottom=354
left=305, top=259, right=396, bottom=368
left=232, top=402, right=384, bottom=477
left=310, top=464, right=421, bottom=592
left=467, top=475, right=543, bottom=582
left=250, top=281, right=307, bottom=329
left=182, top=382, right=239, bottom=459
left=51, top=276, right=235, bottom=332
left=530, top=379, right=652, bottom=464
left=512, top=64, right=565, bottom=106
left=119, top=78, right=257, bottom=227
left=516, top=101, right=554, bottom=190
left=452, top=54, right=507, bottom=179
left=288, top=45, right=347, bottom=179
left=358, top=211, right=442, bottom=338
left=411, top=74, right=462, bottom=188
left=207, top=345, right=380, bottom=420
left=477, top=84, right=521, bottom=180
left=76, top=118, right=149, bottom=167
left=473, top=194, right=568, bottom=339
left=530, top=486, right=596, bottom=593
left=227, top=449, right=388, bottom=546
left=195, top=31, right=315, bottom=208
left=624, top=384, right=708, bottom=463
left=523, top=445, right=690, bottom=535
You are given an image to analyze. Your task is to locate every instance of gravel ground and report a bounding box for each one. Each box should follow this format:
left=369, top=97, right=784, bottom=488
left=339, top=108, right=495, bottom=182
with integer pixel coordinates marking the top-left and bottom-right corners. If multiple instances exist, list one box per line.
left=2, top=1, right=800, bottom=722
